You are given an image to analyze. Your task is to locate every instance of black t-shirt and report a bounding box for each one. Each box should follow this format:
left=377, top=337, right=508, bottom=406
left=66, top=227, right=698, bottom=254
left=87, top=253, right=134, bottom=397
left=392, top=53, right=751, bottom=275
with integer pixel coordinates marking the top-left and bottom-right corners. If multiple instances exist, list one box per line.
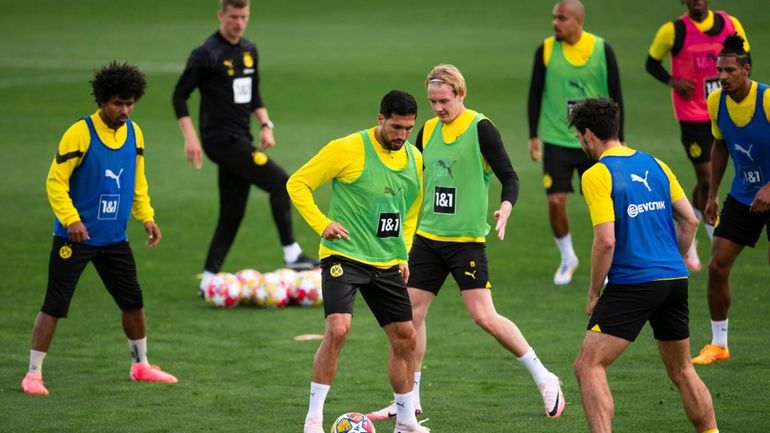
left=172, top=31, right=264, bottom=139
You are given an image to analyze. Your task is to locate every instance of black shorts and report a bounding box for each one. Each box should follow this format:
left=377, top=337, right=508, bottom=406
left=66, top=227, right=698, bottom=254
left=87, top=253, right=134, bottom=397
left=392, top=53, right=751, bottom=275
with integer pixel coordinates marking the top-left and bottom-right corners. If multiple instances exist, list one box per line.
left=679, top=121, right=713, bottom=164
left=320, top=256, right=412, bottom=327
left=543, top=143, right=594, bottom=194
left=587, top=279, right=689, bottom=342
left=407, top=235, right=490, bottom=294
left=42, top=237, right=144, bottom=318
left=202, top=133, right=289, bottom=193
left=714, top=194, right=770, bottom=247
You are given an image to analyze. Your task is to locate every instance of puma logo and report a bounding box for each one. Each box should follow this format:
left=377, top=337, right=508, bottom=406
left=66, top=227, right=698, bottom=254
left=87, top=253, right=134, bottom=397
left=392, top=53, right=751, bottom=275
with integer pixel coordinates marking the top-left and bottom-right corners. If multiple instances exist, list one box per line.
left=630, top=170, right=651, bottom=192
left=734, top=143, right=754, bottom=161
left=437, top=159, right=457, bottom=179
left=464, top=270, right=477, bottom=279
left=384, top=186, right=403, bottom=196
left=569, top=80, right=587, bottom=95
left=105, top=168, right=124, bottom=189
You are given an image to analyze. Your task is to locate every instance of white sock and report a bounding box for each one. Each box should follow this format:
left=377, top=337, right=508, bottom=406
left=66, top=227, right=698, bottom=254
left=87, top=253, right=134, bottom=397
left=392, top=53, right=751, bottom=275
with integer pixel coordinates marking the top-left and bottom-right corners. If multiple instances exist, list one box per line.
left=394, top=391, right=417, bottom=425
left=128, top=337, right=149, bottom=365
left=694, top=208, right=715, bottom=241
left=306, top=382, right=330, bottom=421
left=283, top=242, right=301, bottom=263
left=28, top=350, right=46, bottom=375
left=554, top=234, right=577, bottom=264
left=518, top=347, right=552, bottom=385
left=711, top=319, right=728, bottom=348
left=413, top=371, right=422, bottom=403
left=200, top=270, right=215, bottom=291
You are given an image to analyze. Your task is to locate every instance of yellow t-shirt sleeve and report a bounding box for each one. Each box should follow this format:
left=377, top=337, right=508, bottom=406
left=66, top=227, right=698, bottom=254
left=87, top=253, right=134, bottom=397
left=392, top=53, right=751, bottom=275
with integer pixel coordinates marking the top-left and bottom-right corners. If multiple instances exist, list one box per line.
left=654, top=158, right=686, bottom=202
left=581, top=163, right=614, bottom=226
left=287, top=135, right=363, bottom=235
left=707, top=89, right=723, bottom=139
left=730, top=16, right=750, bottom=52
left=648, top=22, right=675, bottom=61
left=131, top=123, right=155, bottom=223
left=46, top=121, right=90, bottom=227
left=402, top=146, right=423, bottom=253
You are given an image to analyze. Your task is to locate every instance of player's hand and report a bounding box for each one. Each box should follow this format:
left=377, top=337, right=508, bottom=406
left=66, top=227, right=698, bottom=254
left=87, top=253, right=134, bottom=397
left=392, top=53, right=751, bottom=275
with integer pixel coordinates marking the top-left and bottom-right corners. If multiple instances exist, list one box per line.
left=586, top=292, right=599, bottom=316
left=493, top=201, right=513, bottom=240
left=322, top=222, right=350, bottom=241
left=260, top=127, right=275, bottom=150
left=399, top=262, right=409, bottom=284
left=66, top=221, right=89, bottom=243
left=529, top=137, right=542, bottom=162
left=184, top=136, right=203, bottom=169
left=144, top=221, right=162, bottom=247
left=669, top=77, right=695, bottom=98
left=750, top=184, right=770, bottom=214
left=704, top=196, right=719, bottom=226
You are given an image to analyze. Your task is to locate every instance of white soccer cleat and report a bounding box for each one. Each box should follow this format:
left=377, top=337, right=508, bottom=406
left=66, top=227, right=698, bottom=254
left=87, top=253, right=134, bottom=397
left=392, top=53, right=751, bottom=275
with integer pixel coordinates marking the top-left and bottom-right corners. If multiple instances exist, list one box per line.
left=538, top=373, right=565, bottom=418
left=553, top=259, right=578, bottom=285
left=303, top=416, right=324, bottom=433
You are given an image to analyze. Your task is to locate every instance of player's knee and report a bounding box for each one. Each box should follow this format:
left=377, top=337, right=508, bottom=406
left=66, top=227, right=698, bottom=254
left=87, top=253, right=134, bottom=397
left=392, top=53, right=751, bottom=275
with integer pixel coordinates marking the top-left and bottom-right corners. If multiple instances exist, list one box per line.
left=707, top=256, right=730, bottom=280
left=326, top=318, right=351, bottom=345
left=471, top=311, right=496, bottom=332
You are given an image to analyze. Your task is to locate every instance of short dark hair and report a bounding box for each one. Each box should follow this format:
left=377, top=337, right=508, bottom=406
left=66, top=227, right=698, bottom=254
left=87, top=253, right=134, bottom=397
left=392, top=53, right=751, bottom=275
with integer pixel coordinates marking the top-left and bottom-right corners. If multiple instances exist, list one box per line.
left=221, top=0, right=248, bottom=11
left=568, top=98, right=620, bottom=141
left=719, top=33, right=751, bottom=66
left=380, top=90, right=418, bottom=119
left=90, top=61, right=147, bottom=105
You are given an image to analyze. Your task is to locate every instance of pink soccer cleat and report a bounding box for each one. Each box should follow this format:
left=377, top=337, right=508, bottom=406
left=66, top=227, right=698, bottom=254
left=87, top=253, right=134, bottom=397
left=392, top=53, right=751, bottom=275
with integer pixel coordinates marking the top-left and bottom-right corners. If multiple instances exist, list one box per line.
left=539, top=373, right=565, bottom=418
left=303, top=416, right=324, bottom=433
left=21, top=373, right=49, bottom=396
left=393, top=420, right=430, bottom=433
left=130, top=363, right=178, bottom=383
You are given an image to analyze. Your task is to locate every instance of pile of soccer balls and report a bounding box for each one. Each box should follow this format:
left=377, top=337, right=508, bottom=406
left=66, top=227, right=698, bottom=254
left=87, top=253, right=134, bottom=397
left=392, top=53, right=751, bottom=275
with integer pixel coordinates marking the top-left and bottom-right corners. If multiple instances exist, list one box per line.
left=202, top=267, right=322, bottom=309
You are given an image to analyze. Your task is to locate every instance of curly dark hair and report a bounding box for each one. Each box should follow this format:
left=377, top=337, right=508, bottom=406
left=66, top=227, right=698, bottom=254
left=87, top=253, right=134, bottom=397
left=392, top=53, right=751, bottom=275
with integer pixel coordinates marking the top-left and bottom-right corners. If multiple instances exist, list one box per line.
left=90, top=61, right=147, bottom=105
left=568, top=98, right=620, bottom=141
left=719, top=33, right=751, bottom=66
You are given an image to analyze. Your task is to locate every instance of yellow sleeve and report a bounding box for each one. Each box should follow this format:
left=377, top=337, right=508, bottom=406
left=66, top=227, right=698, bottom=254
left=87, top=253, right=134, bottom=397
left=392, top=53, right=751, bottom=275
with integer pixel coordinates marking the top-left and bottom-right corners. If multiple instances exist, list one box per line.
left=543, top=37, right=554, bottom=67
left=287, top=135, right=362, bottom=235
left=655, top=158, right=686, bottom=202
left=707, top=89, right=723, bottom=139
left=402, top=146, right=423, bottom=253
left=581, top=162, right=615, bottom=226
left=729, top=16, right=750, bottom=52
left=46, top=121, right=90, bottom=227
left=131, top=123, right=155, bottom=223
left=765, top=87, right=770, bottom=123
left=648, top=22, right=675, bottom=60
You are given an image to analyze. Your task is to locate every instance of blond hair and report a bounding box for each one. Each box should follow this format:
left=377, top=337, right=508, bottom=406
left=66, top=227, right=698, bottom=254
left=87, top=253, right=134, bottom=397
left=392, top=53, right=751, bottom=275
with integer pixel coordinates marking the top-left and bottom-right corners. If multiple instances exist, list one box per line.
left=425, top=64, right=466, bottom=97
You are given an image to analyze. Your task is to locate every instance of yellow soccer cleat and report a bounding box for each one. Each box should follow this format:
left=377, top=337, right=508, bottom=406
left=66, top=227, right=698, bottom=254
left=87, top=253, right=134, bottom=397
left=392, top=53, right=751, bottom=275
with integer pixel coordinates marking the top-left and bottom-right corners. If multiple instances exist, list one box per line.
left=692, top=344, right=730, bottom=365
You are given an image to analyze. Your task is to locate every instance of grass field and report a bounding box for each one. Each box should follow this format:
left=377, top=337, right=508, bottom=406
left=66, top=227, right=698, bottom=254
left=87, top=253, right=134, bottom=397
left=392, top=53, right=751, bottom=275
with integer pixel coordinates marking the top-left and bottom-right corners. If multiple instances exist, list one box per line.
left=1, top=1, right=769, bottom=432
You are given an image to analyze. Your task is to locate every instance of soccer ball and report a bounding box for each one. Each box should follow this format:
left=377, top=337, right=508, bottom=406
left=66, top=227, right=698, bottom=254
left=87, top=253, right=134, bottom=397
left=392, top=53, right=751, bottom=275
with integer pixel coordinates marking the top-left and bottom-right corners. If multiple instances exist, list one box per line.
left=235, top=269, right=265, bottom=304
left=291, top=268, right=323, bottom=307
left=330, top=412, right=376, bottom=433
left=255, top=271, right=290, bottom=308
left=204, top=272, right=242, bottom=308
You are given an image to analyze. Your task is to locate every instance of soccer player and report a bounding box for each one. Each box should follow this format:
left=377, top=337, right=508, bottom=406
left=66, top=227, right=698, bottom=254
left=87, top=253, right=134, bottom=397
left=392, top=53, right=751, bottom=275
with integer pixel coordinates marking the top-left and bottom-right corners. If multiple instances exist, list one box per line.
left=646, top=0, right=750, bottom=271
left=287, top=91, right=428, bottom=433
left=571, top=98, right=718, bottom=433
left=528, top=0, right=624, bottom=285
left=172, top=0, right=317, bottom=295
left=20, top=62, right=177, bottom=396
left=368, top=64, right=565, bottom=421
left=692, top=35, right=770, bottom=365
